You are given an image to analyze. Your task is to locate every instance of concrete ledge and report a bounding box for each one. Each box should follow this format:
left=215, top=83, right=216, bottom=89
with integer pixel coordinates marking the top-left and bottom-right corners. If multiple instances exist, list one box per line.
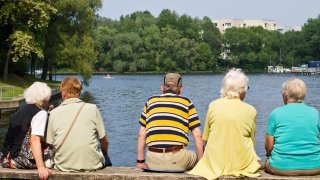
left=1, top=166, right=320, bottom=180
left=0, top=88, right=60, bottom=110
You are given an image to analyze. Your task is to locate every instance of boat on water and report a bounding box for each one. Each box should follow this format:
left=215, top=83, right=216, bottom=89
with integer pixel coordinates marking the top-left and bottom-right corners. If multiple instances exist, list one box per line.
left=103, top=74, right=114, bottom=79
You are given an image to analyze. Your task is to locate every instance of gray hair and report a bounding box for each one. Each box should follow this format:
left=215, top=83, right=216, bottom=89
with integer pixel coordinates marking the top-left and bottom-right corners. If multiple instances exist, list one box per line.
left=23, top=82, right=51, bottom=106
left=282, top=78, right=306, bottom=102
left=220, top=68, right=249, bottom=98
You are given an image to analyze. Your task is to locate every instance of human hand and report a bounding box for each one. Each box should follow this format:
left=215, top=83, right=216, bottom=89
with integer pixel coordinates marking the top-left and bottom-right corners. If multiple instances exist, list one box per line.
left=48, top=104, right=55, bottom=111
left=136, top=162, right=148, bottom=169
left=37, top=166, right=52, bottom=180
left=104, top=155, right=112, bottom=167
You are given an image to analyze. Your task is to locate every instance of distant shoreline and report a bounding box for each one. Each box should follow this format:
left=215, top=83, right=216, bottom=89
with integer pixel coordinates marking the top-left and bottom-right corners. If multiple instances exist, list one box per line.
left=53, top=70, right=267, bottom=76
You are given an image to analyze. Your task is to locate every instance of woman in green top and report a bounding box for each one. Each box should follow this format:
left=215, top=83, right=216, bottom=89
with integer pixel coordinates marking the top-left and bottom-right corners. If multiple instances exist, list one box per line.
left=265, top=78, right=320, bottom=176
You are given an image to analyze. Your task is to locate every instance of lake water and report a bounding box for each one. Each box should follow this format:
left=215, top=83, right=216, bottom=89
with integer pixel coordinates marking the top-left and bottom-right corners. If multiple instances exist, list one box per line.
left=0, top=74, right=319, bottom=166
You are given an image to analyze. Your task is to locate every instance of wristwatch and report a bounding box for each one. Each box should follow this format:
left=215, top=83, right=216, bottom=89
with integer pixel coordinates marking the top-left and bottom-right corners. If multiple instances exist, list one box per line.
left=136, top=159, right=145, bottom=163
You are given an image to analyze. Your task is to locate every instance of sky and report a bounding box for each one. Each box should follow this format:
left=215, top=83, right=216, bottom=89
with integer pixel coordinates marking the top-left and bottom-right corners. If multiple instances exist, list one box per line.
left=99, top=0, right=320, bottom=27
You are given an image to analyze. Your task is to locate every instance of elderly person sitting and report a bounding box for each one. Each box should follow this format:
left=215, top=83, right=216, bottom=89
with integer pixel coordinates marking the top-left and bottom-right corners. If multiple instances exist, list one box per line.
left=265, top=78, right=320, bottom=176
left=188, top=68, right=260, bottom=179
left=46, top=77, right=111, bottom=172
left=0, top=82, right=52, bottom=180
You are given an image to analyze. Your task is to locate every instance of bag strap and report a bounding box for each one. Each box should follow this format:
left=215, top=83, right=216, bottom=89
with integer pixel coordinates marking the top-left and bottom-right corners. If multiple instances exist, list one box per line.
left=55, top=102, right=85, bottom=152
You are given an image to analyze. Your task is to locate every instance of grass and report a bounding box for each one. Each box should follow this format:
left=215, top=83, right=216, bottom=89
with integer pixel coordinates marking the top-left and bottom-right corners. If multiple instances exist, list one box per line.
left=0, top=74, right=60, bottom=100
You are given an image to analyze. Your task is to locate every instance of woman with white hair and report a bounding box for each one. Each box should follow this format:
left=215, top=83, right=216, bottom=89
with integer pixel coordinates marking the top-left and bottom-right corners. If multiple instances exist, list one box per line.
left=0, top=82, right=52, bottom=180
left=265, top=78, right=320, bottom=176
left=188, top=68, right=260, bottom=179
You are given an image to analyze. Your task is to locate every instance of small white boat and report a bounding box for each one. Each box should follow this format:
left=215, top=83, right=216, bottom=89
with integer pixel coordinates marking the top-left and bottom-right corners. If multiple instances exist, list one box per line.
left=103, top=74, right=114, bottom=79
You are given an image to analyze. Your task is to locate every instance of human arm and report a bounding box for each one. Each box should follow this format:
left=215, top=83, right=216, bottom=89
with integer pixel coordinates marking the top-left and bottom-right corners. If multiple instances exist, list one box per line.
left=191, top=127, right=204, bottom=160
left=30, top=135, right=52, bottom=180
left=30, top=110, right=52, bottom=180
left=265, top=110, right=276, bottom=157
left=136, top=126, right=147, bottom=168
left=265, top=134, right=274, bottom=157
left=251, top=114, right=257, bottom=144
left=99, top=135, right=111, bottom=166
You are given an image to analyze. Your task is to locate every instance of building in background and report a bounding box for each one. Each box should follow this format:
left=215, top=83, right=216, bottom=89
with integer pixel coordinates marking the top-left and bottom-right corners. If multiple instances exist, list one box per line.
left=276, top=25, right=302, bottom=33
left=212, top=18, right=302, bottom=34
left=212, top=19, right=277, bottom=33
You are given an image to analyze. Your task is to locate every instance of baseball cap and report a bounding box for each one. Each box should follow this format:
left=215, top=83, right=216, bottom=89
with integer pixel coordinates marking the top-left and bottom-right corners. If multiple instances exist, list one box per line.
left=163, top=73, right=182, bottom=87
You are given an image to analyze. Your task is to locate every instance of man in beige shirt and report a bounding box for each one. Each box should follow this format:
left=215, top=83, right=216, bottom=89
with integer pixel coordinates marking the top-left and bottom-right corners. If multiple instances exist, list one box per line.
left=46, top=77, right=110, bottom=171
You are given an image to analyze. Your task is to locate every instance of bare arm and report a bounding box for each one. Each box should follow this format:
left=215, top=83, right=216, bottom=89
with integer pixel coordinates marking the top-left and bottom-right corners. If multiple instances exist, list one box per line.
left=99, top=135, right=110, bottom=159
left=30, top=135, right=52, bottom=180
left=136, top=126, right=147, bottom=168
left=265, top=134, right=274, bottom=157
left=191, top=127, right=204, bottom=160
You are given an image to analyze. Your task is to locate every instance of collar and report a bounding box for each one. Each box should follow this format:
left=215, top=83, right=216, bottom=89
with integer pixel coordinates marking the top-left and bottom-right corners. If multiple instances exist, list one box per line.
left=61, top=98, right=83, bottom=106
left=161, top=90, right=178, bottom=96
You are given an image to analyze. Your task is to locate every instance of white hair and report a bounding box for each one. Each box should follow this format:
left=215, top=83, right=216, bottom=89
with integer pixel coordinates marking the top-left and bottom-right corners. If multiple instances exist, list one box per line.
left=282, top=78, right=306, bottom=102
left=23, top=82, right=51, bottom=106
left=220, top=68, right=249, bottom=98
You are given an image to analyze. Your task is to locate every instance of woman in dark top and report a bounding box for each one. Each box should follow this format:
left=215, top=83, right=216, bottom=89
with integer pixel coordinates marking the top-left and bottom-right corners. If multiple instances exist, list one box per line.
left=0, top=82, right=52, bottom=180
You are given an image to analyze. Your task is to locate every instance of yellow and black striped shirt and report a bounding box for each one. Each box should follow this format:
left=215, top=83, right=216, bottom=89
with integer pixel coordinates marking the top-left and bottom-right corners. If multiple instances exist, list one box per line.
left=139, top=91, right=201, bottom=148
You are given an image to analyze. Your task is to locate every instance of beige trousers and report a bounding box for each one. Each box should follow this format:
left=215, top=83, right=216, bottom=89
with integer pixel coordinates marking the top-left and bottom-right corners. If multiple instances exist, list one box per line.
left=265, top=159, right=320, bottom=176
left=146, top=147, right=197, bottom=171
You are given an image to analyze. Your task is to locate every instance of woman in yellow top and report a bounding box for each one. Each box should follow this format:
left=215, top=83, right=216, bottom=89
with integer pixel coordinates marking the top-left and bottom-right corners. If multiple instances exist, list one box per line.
left=188, top=68, right=260, bottom=179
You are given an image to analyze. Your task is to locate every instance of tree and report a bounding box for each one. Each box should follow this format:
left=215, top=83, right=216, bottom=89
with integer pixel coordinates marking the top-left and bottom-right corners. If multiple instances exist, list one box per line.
left=157, top=9, right=178, bottom=30
left=194, top=42, right=214, bottom=70
left=201, top=17, right=222, bottom=58
left=41, top=0, right=102, bottom=81
left=57, top=34, right=97, bottom=85
left=301, top=15, right=320, bottom=60
left=0, top=0, right=56, bottom=82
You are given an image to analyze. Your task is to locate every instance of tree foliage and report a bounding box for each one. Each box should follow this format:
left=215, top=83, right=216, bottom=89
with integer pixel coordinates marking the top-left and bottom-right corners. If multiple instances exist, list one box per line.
left=0, top=0, right=56, bottom=81
left=94, top=10, right=221, bottom=73
left=41, top=0, right=102, bottom=83
left=1, top=6, right=320, bottom=82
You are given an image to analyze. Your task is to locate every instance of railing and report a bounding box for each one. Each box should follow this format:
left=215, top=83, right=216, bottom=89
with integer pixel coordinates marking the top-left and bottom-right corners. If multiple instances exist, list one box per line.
left=0, top=86, right=16, bottom=101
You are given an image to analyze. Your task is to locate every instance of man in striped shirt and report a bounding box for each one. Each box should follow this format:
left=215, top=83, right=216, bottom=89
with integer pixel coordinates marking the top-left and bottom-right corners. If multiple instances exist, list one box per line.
left=136, top=73, right=203, bottom=171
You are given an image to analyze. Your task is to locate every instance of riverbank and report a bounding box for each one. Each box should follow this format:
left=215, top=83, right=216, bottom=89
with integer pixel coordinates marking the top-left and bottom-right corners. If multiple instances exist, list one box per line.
left=0, top=74, right=60, bottom=101
left=0, top=161, right=319, bottom=180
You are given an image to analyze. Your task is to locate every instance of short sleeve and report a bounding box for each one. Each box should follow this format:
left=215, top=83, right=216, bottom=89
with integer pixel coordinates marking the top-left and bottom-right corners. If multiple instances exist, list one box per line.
left=188, top=102, right=201, bottom=130
left=95, top=106, right=106, bottom=139
left=31, top=110, right=48, bottom=136
left=266, top=111, right=276, bottom=136
left=139, top=103, right=147, bottom=127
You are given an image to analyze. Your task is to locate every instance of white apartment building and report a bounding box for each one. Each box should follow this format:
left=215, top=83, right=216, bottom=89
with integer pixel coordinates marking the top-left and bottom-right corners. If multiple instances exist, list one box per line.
left=212, top=19, right=277, bottom=33
left=277, top=25, right=302, bottom=33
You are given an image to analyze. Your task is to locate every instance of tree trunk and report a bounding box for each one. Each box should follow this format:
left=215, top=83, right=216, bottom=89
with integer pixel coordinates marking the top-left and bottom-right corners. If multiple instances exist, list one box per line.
left=3, top=56, right=9, bottom=82
left=41, top=57, right=48, bottom=80
left=49, top=61, right=53, bottom=81
left=31, top=56, right=36, bottom=76
left=3, top=42, right=13, bottom=82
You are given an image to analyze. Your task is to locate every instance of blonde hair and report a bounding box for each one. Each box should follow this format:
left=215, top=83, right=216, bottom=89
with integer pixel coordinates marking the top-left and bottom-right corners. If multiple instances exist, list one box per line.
left=23, top=82, right=51, bottom=106
left=220, top=68, right=249, bottom=98
left=282, top=78, right=306, bottom=102
left=61, top=77, right=82, bottom=98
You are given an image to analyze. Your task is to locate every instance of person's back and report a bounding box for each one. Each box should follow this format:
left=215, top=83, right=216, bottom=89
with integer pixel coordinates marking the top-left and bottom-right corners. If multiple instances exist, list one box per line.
left=47, top=99, right=105, bottom=171
left=188, top=69, right=260, bottom=179
left=136, top=73, right=203, bottom=171
left=46, top=77, right=110, bottom=172
left=207, top=97, right=257, bottom=158
left=267, top=104, right=320, bottom=171
left=265, top=78, right=320, bottom=176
